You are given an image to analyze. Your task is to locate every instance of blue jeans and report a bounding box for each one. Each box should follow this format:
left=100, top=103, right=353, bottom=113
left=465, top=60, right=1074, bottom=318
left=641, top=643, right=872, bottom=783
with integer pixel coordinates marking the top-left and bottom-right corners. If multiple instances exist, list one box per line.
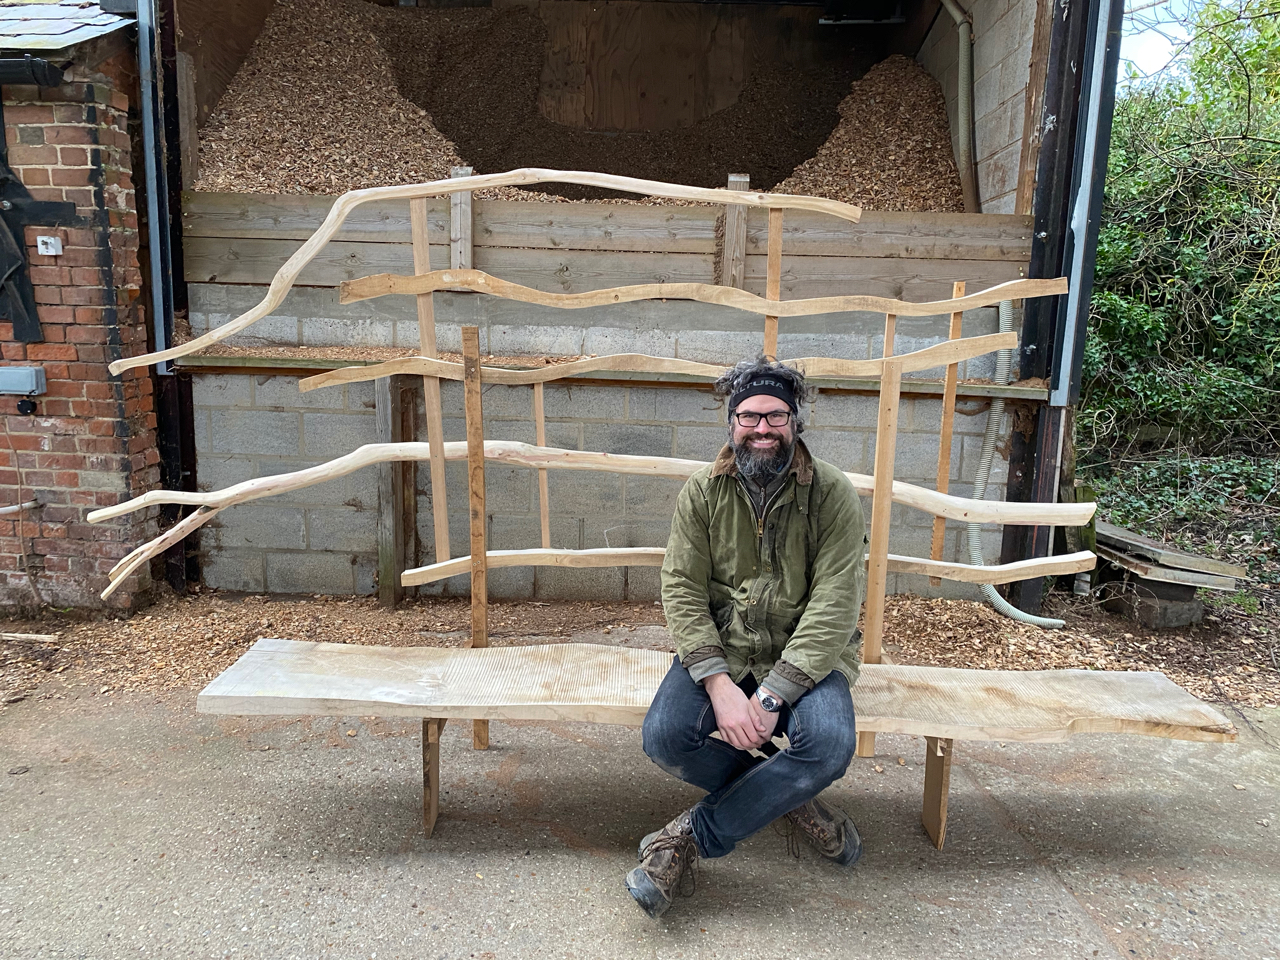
left=641, top=657, right=858, bottom=859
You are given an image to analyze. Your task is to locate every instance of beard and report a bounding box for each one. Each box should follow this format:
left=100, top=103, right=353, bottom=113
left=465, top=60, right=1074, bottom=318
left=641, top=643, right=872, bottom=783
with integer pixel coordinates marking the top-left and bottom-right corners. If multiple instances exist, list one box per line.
left=732, top=429, right=795, bottom=484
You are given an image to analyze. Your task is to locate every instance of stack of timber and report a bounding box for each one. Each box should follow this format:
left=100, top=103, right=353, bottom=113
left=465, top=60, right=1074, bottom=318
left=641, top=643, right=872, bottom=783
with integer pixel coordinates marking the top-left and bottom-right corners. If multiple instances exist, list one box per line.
left=1095, top=521, right=1247, bottom=629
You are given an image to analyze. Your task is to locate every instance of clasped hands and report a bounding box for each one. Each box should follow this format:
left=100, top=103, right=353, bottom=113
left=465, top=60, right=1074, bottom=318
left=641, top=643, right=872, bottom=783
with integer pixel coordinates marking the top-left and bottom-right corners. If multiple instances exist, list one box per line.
left=704, top=672, right=780, bottom=750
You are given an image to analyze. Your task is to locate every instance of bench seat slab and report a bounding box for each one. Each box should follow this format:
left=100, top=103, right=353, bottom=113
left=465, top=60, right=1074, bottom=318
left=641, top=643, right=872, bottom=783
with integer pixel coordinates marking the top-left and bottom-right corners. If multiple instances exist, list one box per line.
left=199, top=639, right=1237, bottom=745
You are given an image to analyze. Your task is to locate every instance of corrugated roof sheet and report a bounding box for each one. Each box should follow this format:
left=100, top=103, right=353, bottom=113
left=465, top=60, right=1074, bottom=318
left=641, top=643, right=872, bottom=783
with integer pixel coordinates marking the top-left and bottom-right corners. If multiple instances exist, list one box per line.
left=0, top=1, right=131, bottom=52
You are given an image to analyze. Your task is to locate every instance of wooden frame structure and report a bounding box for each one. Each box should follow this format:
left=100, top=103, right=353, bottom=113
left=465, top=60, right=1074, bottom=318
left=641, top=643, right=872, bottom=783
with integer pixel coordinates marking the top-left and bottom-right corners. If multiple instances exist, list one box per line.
left=102, top=169, right=1113, bottom=846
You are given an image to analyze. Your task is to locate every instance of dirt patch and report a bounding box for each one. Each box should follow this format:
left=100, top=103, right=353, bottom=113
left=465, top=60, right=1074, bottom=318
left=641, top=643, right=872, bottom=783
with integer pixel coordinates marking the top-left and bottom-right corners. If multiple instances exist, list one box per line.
left=884, top=592, right=1278, bottom=709
left=3, top=590, right=1273, bottom=711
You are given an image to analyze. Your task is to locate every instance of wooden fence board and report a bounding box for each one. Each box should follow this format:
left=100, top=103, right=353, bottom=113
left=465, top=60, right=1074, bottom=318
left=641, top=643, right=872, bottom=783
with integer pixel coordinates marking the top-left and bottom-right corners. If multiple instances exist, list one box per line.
left=184, top=236, right=419, bottom=286
left=744, top=208, right=1033, bottom=261
left=742, top=255, right=1026, bottom=302
left=182, top=193, right=1033, bottom=262
left=181, top=191, right=447, bottom=243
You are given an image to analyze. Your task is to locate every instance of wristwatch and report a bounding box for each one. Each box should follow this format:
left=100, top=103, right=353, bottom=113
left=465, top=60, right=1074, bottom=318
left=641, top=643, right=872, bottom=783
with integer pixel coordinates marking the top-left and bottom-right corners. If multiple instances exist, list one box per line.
left=754, top=687, right=782, bottom=713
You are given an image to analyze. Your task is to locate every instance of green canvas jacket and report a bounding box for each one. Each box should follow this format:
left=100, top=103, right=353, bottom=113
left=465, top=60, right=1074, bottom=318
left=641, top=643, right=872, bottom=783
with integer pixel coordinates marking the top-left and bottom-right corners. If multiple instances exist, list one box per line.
left=660, top=439, right=868, bottom=704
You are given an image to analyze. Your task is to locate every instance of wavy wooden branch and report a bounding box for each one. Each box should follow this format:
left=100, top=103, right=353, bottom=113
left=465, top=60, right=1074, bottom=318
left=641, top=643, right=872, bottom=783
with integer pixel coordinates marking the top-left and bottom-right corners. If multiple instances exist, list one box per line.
left=401, top=547, right=1097, bottom=587
left=341, top=269, right=1067, bottom=318
left=90, top=441, right=1097, bottom=527
left=107, top=169, right=864, bottom=376
left=297, top=335, right=1018, bottom=394
left=101, top=506, right=215, bottom=600
left=402, top=547, right=668, bottom=586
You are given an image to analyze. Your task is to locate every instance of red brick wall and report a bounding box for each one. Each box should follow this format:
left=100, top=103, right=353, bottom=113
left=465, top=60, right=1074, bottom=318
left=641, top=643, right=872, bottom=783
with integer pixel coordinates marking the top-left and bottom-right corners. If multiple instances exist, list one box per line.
left=0, top=51, right=160, bottom=613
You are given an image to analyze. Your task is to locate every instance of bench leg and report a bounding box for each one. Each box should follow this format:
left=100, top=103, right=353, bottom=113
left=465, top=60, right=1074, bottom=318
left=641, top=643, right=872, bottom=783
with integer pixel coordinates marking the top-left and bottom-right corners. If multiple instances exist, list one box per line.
left=922, top=736, right=953, bottom=850
left=423, top=718, right=447, bottom=837
left=473, top=719, right=489, bottom=750
left=856, top=731, right=877, bottom=757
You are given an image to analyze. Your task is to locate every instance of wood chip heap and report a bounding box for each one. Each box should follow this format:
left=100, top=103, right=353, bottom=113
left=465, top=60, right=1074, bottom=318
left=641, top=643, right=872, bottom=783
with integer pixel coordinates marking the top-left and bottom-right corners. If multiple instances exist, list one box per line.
left=195, top=0, right=466, bottom=195
left=196, top=0, right=964, bottom=211
left=775, top=56, right=965, bottom=212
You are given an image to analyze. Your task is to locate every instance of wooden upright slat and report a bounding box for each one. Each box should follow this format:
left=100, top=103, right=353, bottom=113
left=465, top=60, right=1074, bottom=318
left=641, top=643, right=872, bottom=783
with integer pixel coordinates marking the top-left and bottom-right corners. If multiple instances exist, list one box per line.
left=375, top=376, right=410, bottom=607
left=450, top=166, right=474, bottom=271
left=857, top=358, right=903, bottom=758
left=764, top=207, right=783, bottom=357
left=883, top=313, right=896, bottom=358
left=411, top=198, right=450, bottom=566
left=533, top=383, right=551, bottom=549
left=722, top=173, right=749, bottom=289
left=930, top=281, right=965, bottom=583
left=462, top=326, right=489, bottom=751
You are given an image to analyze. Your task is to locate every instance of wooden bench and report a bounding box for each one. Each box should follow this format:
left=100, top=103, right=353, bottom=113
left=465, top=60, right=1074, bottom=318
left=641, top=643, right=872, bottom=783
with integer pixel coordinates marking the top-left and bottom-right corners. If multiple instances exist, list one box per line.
left=198, top=638, right=1237, bottom=849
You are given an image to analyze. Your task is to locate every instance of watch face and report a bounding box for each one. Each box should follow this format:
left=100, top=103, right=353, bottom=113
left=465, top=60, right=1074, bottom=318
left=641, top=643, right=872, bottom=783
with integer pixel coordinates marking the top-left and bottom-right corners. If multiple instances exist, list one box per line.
left=758, top=691, right=780, bottom=712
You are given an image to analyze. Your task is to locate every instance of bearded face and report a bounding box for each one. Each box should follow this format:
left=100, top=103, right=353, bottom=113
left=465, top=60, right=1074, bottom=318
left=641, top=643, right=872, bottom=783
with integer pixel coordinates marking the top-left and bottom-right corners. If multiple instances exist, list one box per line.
left=729, top=397, right=796, bottom=484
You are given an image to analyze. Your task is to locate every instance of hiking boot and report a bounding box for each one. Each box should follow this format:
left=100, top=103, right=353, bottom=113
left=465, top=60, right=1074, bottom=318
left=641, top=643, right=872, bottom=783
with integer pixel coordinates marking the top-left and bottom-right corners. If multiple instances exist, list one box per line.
left=624, top=809, right=699, bottom=918
left=784, top=796, right=863, bottom=866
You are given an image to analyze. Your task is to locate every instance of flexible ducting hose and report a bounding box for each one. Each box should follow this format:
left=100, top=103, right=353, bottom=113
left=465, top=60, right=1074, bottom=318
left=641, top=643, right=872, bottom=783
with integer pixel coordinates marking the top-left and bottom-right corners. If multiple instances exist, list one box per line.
left=939, top=0, right=981, bottom=213
left=966, top=299, right=1066, bottom=628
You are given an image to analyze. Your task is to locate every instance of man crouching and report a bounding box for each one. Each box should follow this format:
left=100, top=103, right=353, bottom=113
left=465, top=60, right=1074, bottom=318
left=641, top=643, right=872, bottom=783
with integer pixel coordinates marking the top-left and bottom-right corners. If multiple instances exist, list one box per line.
left=625, top=357, right=868, bottom=918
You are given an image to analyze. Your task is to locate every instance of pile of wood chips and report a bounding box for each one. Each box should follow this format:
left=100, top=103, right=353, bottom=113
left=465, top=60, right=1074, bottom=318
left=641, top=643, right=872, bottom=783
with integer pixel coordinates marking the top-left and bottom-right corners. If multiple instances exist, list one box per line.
left=775, top=56, right=965, bottom=212
left=196, top=0, right=963, bottom=211
left=195, top=0, right=532, bottom=200
left=3, top=591, right=1274, bottom=711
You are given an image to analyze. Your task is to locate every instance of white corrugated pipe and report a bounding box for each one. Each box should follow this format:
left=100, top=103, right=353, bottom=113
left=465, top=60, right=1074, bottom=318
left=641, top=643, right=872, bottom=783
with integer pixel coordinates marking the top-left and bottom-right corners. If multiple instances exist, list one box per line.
left=966, top=300, right=1066, bottom=628
left=938, top=0, right=981, bottom=214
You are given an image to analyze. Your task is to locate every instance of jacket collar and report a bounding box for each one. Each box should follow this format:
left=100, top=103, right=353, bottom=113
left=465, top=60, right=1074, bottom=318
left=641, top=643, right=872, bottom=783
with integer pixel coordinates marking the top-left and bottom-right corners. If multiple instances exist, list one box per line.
left=711, top=438, right=815, bottom=485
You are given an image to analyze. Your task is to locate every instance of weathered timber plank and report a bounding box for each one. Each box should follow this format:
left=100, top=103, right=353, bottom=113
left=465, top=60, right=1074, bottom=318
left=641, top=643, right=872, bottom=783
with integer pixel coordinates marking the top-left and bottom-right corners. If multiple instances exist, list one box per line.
left=182, top=191, right=446, bottom=242
left=471, top=248, right=716, bottom=292
left=184, top=236, right=422, bottom=286
left=198, top=640, right=1237, bottom=744
left=742, top=255, right=1027, bottom=302
left=745, top=208, right=1033, bottom=261
left=184, top=236, right=714, bottom=290
left=183, top=192, right=1031, bottom=261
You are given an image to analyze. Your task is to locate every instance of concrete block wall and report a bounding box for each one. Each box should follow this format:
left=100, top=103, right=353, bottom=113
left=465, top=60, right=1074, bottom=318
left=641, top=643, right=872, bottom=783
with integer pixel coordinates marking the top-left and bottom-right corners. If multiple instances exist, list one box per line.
left=917, top=0, right=1038, bottom=214
left=192, top=372, right=1010, bottom=602
left=0, top=48, right=159, bottom=612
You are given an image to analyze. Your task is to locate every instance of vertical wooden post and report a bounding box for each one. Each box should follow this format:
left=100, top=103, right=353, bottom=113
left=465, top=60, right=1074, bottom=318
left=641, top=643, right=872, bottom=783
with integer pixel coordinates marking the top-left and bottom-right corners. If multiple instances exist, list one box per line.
left=461, top=326, right=490, bottom=750
left=882, top=313, right=897, bottom=358
left=930, top=281, right=965, bottom=584
left=533, top=383, right=551, bottom=549
left=450, top=166, right=474, bottom=270
left=410, top=198, right=450, bottom=566
left=722, top=173, right=749, bottom=289
left=856, top=358, right=903, bottom=758
left=922, top=736, right=953, bottom=849
left=376, top=375, right=409, bottom=607
left=764, top=207, right=783, bottom=357
left=422, top=717, right=448, bottom=837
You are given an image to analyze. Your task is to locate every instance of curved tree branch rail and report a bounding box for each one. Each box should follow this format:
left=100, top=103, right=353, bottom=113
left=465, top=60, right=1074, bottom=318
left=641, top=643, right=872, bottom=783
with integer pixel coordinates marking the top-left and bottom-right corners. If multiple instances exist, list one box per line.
left=88, top=441, right=1097, bottom=600
left=107, top=169, right=865, bottom=376
left=339, top=270, right=1068, bottom=318
left=400, top=547, right=1097, bottom=588
left=298, top=336, right=1021, bottom=394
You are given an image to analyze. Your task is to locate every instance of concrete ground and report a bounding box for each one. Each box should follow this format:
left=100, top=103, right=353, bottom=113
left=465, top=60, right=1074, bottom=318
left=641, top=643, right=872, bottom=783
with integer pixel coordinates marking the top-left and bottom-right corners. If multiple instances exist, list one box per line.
left=1, top=662, right=1277, bottom=960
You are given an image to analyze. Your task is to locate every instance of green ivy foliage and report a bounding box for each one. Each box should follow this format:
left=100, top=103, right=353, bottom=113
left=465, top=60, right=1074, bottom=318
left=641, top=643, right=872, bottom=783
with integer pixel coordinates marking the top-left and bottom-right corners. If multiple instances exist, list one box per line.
left=1081, top=0, right=1280, bottom=459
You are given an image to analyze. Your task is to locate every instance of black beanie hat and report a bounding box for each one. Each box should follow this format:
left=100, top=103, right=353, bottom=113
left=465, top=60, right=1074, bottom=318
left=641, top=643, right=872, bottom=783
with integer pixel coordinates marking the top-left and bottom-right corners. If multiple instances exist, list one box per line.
left=728, top=372, right=798, bottom=412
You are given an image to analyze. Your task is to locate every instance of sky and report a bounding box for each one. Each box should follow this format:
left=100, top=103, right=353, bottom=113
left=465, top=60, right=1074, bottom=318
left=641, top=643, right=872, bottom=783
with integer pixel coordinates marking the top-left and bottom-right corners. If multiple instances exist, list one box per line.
left=1119, top=0, right=1197, bottom=79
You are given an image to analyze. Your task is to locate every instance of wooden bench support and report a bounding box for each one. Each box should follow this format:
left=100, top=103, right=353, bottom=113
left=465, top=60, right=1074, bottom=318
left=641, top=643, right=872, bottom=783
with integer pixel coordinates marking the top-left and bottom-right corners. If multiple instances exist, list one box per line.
left=422, top=717, right=448, bottom=837
left=922, top=736, right=953, bottom=849
left=200, top=641, right=1237, bottom=849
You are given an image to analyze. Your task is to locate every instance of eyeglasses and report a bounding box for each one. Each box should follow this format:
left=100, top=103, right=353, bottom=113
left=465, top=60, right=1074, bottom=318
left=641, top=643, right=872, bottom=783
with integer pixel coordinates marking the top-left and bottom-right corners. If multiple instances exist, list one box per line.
left=733, top=410, right=792, bottom=428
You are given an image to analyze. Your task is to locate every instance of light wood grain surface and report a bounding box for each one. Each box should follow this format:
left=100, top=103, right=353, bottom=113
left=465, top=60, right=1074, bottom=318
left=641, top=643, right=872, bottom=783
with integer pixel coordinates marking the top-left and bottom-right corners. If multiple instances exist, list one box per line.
left=197, top=639, right=1236, bottom=744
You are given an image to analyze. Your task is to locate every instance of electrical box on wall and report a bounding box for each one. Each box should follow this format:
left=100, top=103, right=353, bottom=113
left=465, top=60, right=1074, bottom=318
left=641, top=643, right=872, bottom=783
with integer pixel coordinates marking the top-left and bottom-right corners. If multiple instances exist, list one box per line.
left=36, top=235, right=63, bottom=256
left=0, top=366, right=46, bottom=395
